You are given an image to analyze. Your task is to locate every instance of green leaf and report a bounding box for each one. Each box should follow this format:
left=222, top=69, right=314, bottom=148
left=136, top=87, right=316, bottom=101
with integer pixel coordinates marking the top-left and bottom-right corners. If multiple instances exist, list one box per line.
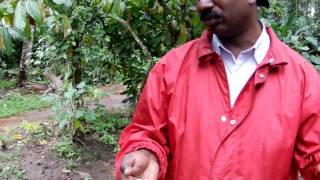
left=298, top=46, right=310, bottom=51
left=178, top=23, right=187, bottom=44
left=84, top=110, right=96, bottom=122
left=63, top=16, right=72, bottom=39
left=2, top=27, right=13, bottom=55
left=8, top=27, right=24, bottom=40
left=24, top=17, right=32, bottom=39
left=52, top=0, right=72, bottom=7
left=102, top=0, right=113, bottom=13
left=76, top=82, right=86, bottom=89
left=111, top=1, right=125, bottom=16
left=73, top=119, right=80, bottom=128
left=111, top=0, right=120, bottom=16
left=305, top=36, right=318, bottom=48
left=310, top=55, right=320, bottom=65
left=0, top=28, right=3, bottom=49
left=58, top=117, right=69, bottom=129
left=14, top=1, right=27, bottom=31
left=3, top=14, right=14, bottom=26
left=73, top=119, right=84, bottom=132
left=26, top=0, right=42, bottom=25
left=75, top=110, right=84, bottom=119
left=64, top=88, right=76, bottom=99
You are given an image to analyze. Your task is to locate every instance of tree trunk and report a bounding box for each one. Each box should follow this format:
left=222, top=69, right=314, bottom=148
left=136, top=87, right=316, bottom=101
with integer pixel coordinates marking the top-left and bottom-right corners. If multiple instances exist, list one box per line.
left=17, top=26, right=34, bottom=86
left=73, top=61, right=81, bottom=85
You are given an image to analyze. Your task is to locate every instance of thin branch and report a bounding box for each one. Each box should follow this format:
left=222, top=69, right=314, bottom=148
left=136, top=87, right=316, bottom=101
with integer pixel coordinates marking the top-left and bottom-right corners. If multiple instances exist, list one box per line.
left=110, top=16, right=153, bottom=62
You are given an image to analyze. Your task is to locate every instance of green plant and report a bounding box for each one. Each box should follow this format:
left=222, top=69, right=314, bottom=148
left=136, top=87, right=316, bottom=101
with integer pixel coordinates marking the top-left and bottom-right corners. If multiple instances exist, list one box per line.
left=50, top=82, right=100, bottom=140
left=260, top=1, right=320, bottom=71
left=20, top=121, right=52, bottom=144
left=0, top=78, right=16, bottom=90
left=0, top=92, right=51, bottom=118
left=0, top=130, right=24, bottom=160
left=87, top=108, right=130, bottom=152
left=65, top=159, right=78, bottom=170
left=53, top=136, right=84, bottom=160
left=0, top=164, right=24, bottom=180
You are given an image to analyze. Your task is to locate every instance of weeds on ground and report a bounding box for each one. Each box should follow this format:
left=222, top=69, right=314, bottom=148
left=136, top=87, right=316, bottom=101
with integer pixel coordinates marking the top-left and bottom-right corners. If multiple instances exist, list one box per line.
left=0, top=129, right=24, bottom=152
left=20, top=121, right=53, bottom=145
left=87, top=106, right=130, bottom=152
left=0, top=92, right=51, bottom=118
left=0, top=78, right=16, bottom=90
left=0, top=130, right=25, bottom=180
left=52, top=136, right=85, bottom=170
left=53, top=136, right=84, bottom=159
left=0, top=164, right=24, bottom=180
left=0, top=69, right=16, bottom=90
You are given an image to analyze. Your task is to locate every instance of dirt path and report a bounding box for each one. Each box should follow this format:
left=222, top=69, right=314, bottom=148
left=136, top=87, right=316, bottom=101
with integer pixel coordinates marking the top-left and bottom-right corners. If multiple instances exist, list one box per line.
left=0, top=84, right=129, bottom=128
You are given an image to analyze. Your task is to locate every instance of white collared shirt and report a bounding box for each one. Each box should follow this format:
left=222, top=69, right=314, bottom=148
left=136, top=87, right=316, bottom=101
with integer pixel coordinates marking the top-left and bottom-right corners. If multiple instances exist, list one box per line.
left=212, top=23, right=270, bottom=107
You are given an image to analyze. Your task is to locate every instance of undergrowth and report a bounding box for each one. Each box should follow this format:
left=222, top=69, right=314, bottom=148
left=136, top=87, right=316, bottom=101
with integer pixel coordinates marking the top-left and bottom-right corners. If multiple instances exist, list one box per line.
left=0, top=92, right=51, bottom=118
left=88, top=107, right=130, bottom=152
left=0, top=78, right=16, bottom=90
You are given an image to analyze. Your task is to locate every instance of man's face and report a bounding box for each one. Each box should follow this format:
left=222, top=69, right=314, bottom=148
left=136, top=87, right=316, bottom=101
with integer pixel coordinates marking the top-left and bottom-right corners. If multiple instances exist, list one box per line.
left=197, top=0, right=255, bottom=38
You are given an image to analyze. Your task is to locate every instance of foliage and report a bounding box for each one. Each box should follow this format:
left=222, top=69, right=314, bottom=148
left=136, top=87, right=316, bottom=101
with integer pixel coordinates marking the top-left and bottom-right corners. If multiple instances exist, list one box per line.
left=0, top=92, right=51, bottom=118
left=20, top=121, right=52, bottom=144
left=0, top=130, right=23, bottom=161
left=106, top=0, right=203, bottom=103
left=0, top=78, right=16, bottom=90
left=0, top=164, right=24, bottom=180
left=0, top=0, right=43, bottom=55
left=87, top=107, right=130, bottom=152
left=260, top=1, right=320, bottom=70
left=0, top=129, right=20, bottom=151
left=48, top=81, right=100, bottom=137
left=53, top=136, right=84, bottom=160
left=27, top=0, right=203, bottom=104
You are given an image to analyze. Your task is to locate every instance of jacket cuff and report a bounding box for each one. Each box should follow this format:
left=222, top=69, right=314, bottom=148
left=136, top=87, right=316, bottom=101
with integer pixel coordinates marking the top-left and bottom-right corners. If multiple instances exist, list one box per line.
left=298, top=151, right=320, bottom=179
left=115, top=141, right=168, bottom=180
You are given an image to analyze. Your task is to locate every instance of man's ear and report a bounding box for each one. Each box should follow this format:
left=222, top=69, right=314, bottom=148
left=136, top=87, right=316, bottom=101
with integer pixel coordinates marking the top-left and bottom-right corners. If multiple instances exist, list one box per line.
left=248, top=0, right=257, bottom=5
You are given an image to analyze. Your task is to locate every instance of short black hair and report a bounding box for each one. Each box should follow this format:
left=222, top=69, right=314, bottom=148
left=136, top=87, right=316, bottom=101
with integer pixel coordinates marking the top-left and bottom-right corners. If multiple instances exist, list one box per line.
left=257, top=0, right=269, bottom=7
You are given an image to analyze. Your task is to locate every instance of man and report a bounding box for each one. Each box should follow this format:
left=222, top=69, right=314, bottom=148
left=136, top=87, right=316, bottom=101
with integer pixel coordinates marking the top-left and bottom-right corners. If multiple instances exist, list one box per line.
left=115, top=0, right=320, bottom=179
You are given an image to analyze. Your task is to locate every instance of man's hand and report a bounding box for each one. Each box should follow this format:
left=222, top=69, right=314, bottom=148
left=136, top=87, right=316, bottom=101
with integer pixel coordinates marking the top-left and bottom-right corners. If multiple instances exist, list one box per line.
left=120, top=149, right=159, bottom=180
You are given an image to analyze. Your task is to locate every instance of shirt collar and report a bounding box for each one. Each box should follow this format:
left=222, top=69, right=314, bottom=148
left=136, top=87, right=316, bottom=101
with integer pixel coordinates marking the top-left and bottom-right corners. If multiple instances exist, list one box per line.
left=211, top=22, right=270, bottom=65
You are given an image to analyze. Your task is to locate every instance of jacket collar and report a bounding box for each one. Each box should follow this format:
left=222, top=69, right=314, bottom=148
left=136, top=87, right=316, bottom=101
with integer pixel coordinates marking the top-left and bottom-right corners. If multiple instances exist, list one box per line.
left=197, top=27, right=288, bottom=67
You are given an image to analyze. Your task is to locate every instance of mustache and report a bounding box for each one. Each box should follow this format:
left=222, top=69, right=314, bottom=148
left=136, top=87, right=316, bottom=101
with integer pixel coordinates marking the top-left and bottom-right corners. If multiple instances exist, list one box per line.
left=199, top=10, right=221, bottom=21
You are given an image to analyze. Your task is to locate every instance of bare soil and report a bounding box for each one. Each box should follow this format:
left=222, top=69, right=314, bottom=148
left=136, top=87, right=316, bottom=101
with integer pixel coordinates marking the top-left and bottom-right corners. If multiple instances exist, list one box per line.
left=19, top=137, right=115, bottom=180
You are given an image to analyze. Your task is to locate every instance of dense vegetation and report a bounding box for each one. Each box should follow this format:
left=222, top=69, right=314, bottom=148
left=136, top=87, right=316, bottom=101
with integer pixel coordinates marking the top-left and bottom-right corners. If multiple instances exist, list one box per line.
left=0, top=0, right=319, bottom=147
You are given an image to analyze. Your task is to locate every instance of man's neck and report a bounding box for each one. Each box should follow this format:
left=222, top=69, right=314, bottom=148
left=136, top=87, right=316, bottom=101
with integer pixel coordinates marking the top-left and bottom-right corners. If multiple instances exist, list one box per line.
left=219, top=21, right=262, bottom=58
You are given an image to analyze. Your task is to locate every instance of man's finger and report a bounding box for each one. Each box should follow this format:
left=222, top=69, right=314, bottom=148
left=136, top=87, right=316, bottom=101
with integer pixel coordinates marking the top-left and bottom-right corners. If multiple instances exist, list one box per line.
left=120, top=165, right=127, bottom=174
left=126, top=166, right=142, bottom=176
left=121, top=155, right=136, bottom=175
left=123, top=167, right=133, bottom=176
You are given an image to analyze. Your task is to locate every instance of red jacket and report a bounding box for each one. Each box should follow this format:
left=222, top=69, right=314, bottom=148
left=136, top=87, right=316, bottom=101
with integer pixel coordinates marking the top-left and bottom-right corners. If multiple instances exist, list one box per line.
left=115, top=27, right=320, bottom=180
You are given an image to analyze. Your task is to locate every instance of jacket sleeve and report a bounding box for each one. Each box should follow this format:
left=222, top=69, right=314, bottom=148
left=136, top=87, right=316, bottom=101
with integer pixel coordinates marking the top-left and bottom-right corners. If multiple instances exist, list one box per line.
left=294, top=65, right=320, bottom=179
left=115, top=61, right=169, bottom=180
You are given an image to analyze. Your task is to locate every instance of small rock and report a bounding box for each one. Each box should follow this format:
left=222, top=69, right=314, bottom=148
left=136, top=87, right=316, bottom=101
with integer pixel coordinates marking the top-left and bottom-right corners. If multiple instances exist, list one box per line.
left=43, top=165, right=49, bottom=170
left=62, top=168, right=72, bottom=175
left=36, top=161, right=42, bottom=165
left=77, top=171, right=92, bottom=180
